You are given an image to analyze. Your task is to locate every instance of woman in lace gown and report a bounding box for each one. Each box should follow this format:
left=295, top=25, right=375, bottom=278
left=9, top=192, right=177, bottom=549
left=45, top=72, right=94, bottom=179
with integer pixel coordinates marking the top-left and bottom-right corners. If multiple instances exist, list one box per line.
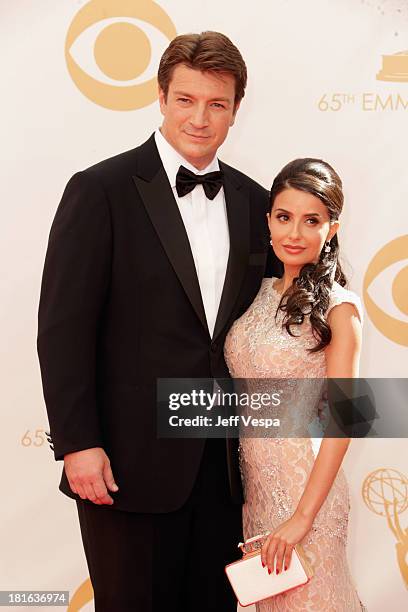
left=224, top=158, right=366, bottom=611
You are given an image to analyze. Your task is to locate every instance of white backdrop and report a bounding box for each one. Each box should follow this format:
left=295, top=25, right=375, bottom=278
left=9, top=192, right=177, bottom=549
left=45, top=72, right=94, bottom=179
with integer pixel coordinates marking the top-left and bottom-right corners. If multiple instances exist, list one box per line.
left=1, top=1, right=408, bottom=610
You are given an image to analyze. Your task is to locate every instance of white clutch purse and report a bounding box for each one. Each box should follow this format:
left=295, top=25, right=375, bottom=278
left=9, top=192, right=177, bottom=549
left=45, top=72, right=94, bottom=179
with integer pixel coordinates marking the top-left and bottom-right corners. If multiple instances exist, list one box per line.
left=225, top=533, right=314, bottom=607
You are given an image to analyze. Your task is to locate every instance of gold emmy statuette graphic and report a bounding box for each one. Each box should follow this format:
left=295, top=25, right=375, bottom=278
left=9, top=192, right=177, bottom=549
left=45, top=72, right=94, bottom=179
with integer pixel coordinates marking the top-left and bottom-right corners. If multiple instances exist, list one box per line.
left=68, top=578, right=93, bottom=611
left=363, top=235, right=408, bottom=347
left=65, top=0, right=177, bottom=110
left=362, top=468, right=408, bottom=588
left=377, top=50, right=408, bottom=82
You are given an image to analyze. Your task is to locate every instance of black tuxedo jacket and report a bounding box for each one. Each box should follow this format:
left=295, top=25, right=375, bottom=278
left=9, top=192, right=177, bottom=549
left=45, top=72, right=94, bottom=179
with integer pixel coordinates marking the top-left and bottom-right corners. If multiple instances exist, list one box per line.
left=37, top=134, right=282, bottom=512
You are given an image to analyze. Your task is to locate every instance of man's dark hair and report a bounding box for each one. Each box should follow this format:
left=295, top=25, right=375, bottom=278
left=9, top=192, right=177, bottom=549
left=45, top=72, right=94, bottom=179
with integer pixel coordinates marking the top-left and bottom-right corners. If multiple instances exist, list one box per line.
left=158, top=31, right=247, bottom=106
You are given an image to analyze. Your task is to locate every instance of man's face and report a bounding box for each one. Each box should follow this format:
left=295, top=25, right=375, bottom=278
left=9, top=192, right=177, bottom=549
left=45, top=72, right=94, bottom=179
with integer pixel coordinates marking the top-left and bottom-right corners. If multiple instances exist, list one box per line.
left=159, top=64, right=240, bottom=170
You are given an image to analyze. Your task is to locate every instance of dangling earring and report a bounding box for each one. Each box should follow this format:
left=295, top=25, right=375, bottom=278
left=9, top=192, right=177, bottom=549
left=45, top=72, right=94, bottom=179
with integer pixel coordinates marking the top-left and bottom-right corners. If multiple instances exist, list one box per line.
left=270, top=237, right=273, bottom=246
left=324, top=241, right=331, bottom=253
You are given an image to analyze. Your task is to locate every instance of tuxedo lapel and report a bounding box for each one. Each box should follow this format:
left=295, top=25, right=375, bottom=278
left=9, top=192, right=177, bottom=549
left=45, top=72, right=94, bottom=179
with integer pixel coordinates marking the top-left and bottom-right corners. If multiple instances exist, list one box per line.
left=132, top=135, right=209, bottom=335
left=212, top=162, right=250, bottom=341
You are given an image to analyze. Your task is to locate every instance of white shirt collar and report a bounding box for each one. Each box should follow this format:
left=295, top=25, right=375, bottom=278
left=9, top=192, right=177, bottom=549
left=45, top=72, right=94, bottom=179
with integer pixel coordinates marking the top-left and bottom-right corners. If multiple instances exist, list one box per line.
left=154, top=128, right=220, bottom=189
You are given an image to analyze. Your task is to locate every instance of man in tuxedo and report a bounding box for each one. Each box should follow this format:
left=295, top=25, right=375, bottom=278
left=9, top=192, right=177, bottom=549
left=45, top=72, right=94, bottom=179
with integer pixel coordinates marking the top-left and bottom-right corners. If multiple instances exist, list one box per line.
left=37, top=31, right=280, bottom=611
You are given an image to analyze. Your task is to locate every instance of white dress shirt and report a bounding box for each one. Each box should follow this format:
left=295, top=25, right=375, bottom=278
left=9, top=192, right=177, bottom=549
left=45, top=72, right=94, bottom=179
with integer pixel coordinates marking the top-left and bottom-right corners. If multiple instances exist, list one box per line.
left=154, top=128, right=230, bottom=338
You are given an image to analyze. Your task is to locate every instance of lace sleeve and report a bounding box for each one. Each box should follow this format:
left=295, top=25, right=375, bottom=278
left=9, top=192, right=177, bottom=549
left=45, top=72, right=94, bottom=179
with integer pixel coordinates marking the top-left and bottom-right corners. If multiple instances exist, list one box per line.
left=327, top=283, right=364, bottom=324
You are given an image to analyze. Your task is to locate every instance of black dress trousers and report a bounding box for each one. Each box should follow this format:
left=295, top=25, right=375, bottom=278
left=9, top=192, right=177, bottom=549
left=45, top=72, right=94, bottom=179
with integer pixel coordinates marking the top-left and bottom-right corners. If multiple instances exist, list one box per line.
left=76, top=438, right=243, bottom=612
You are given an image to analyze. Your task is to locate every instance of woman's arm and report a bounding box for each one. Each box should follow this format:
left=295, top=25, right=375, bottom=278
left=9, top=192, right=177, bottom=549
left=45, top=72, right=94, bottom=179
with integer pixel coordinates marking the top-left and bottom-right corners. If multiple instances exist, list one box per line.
left=325, top=301, right=362, bottom=378
left=261, top=302, right=362, bottom=574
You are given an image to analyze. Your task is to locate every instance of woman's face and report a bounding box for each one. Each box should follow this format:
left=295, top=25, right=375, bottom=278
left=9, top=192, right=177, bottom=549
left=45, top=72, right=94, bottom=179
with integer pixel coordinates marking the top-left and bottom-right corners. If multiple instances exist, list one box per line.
left=268, top=187, right=339, bottom=268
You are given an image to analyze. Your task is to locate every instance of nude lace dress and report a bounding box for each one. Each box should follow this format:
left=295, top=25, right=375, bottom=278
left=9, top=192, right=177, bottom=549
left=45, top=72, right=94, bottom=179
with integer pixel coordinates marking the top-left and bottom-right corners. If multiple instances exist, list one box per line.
left=224, top=278, right=366, bottom=611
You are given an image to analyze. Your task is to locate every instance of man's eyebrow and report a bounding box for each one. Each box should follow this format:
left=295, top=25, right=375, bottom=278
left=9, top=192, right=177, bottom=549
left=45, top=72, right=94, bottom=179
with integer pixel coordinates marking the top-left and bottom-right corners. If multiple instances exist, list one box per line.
left=173, top=91, right=232, bottom=102
left=209, top=97, right=232, bottom=102
left=173, top=91, right=193, bottom=97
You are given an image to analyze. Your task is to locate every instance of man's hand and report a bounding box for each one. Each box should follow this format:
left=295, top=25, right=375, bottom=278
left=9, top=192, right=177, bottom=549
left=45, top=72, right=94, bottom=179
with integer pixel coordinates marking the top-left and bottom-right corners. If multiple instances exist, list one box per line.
left=64, top=447, right=119, bottom=505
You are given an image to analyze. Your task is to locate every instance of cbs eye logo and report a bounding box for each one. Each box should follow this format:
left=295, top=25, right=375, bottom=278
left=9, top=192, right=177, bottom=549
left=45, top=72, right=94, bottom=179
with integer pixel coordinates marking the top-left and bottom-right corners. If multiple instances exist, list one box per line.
left=68, top=578, right=92, bottom=611
left=65, top=0, right=177, bottom=111
left=363, top=235, right=408, bottom=347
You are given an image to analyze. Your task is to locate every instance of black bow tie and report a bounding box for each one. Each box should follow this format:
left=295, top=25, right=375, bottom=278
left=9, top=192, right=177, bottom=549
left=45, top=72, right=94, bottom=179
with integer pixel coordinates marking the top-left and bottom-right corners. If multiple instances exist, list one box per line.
left=175, top=165, right=224, bottom=200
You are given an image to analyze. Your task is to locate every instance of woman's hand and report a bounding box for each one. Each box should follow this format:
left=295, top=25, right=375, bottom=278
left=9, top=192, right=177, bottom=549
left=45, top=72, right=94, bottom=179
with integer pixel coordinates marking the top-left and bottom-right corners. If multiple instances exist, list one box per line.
left=261, top=512, right=313, bottom=574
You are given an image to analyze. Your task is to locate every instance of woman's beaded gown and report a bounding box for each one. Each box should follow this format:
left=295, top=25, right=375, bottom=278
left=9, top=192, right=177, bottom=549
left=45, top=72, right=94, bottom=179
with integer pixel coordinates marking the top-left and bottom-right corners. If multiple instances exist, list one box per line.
left=224, top=277, right=366, bottom=611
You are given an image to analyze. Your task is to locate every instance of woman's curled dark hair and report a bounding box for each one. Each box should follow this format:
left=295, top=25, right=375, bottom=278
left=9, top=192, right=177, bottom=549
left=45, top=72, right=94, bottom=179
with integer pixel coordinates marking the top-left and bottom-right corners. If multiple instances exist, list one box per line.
left=270, top=158, right=347, bottom=353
